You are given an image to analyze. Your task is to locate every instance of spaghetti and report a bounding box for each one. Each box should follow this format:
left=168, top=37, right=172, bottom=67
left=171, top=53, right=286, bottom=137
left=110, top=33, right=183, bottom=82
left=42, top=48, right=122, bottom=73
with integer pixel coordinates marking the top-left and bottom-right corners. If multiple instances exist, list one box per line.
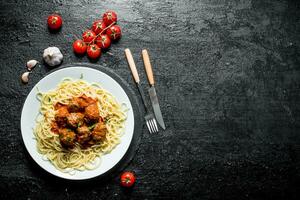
left=34, top=78, right=127, bottom=171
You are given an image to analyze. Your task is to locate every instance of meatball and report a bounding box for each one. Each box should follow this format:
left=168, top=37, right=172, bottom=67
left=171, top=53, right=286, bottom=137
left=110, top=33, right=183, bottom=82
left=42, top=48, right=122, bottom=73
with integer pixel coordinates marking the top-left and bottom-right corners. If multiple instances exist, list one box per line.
left=54, top=102, right=66, bottom=110
left=55, top=106, right=69, bottom=126
left=67, top=113, right=85, bottom=128
left=77, top=125, right=90, bottom=135
left=91, top=123, right=107, bottom=141
left=68, top=98, right=81, bottom=112
left=84, top=103, right=100, bottom=122
left=76, top=126, right=91, bottom=144
left=51, top=121, right=59, bottom=134
left=79, top=94, right=96, bottom=107
left=68, top=95, right=96, bottom=112
left=59, top=128, right=76, bottom=148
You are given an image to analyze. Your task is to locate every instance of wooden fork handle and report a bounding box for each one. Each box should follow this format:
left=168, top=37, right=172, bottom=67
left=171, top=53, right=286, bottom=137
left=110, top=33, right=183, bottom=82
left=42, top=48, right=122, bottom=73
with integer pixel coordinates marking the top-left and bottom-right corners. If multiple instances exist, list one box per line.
left=125, top=48, right=140, bottom=83
left=142, top=49, right=155, bottom=85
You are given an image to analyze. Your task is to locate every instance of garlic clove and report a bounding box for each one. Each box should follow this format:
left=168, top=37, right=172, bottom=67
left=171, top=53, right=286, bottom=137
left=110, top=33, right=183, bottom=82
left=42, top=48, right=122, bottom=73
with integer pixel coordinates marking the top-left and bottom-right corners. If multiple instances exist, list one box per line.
left=26, top=60, right=38, bottom=71
left=21, top=72, right=30, bottom=84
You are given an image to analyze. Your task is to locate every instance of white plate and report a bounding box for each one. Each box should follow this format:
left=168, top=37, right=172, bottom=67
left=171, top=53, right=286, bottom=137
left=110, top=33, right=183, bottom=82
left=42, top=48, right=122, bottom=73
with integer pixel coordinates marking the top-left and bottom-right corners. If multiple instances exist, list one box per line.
left=21, top=66, right=134, bottom=180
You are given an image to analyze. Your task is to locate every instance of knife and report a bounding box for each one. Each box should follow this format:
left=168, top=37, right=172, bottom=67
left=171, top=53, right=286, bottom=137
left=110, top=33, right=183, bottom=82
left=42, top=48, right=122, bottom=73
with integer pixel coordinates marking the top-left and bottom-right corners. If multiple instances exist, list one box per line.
left=142, top=49, right=166, bottom=130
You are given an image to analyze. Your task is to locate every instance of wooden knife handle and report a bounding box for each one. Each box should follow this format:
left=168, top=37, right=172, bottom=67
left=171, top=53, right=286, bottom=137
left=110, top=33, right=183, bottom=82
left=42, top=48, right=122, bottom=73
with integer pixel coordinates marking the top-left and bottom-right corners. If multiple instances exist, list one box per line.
left=142, top=49, right=155, bottom=85
left=125, top=48, right=140, bottom=83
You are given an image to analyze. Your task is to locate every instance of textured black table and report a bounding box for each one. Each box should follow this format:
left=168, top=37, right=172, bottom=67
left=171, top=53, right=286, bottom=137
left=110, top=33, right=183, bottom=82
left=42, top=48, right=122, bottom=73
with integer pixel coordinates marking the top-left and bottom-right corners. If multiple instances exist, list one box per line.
left=1, top=0, right=300, bottom=199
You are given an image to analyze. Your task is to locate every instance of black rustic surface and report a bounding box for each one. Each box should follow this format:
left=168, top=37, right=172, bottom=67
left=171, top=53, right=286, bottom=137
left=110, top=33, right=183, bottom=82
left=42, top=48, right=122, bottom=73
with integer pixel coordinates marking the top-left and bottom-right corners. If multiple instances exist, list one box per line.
left=1, top=0, right=300, bottom=199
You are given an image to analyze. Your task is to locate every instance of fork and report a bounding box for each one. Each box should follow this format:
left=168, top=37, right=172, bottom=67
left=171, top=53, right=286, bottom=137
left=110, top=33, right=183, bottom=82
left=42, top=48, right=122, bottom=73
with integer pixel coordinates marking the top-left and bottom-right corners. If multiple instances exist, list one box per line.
left=125, top=48, right=158, bottom=133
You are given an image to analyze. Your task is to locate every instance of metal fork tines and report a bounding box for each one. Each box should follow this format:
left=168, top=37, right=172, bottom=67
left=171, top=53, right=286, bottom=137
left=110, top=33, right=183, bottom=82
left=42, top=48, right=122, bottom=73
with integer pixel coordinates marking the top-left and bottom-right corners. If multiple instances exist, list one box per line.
left=136, top=83, right=158, bottom=134
left=145, top=113, right=158, bottom=133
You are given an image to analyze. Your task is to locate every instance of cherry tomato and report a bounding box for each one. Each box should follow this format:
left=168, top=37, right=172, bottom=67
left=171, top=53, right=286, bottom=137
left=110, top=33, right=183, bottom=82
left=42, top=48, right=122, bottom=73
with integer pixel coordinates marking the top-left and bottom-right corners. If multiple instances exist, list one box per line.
left=73, top=40, right=87, bottom=55
left=106, top=25, right=122, bottom=41
left=102, top=10, right=117, bottom=26
left=91, top=20, right=107, bottom=35
left=96, top=34, right=111, bottom=49
left=82, top=30, right=96, bottom=43
left=47, top=14, right=62, bottom=30
left=120, top=171, right=136, bottom=187
left=87, top=44, right=101, bottom=59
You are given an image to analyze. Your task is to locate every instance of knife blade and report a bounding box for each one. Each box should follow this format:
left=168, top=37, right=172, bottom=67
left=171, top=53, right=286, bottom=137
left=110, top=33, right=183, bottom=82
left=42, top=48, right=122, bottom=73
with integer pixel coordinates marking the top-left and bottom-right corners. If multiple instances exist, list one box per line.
left=142, top=49, right=166, bottom=130
left=148, top=86, right=166, bottom=129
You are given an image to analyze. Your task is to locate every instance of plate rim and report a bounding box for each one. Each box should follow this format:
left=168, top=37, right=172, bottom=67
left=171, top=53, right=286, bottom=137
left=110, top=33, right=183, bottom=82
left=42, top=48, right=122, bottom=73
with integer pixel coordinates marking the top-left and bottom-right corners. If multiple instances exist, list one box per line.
left=20, top=64, right=137, bottom=180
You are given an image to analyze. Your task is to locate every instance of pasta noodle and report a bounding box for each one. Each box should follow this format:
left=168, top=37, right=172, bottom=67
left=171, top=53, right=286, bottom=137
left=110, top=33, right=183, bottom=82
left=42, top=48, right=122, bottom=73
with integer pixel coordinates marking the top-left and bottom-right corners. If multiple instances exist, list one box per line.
left=34, top=78, right=127, bottom=171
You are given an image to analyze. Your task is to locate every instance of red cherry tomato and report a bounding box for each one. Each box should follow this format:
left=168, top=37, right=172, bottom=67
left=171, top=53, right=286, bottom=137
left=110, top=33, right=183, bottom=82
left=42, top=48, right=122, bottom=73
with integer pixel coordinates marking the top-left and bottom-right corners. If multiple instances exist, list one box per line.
left=106, top=25, right=122, bottom=41
left=120, top=171, right=136, bottom=187
left=73, top=40, right=87, bottom=55
left=91, top=20, right=107, bottom=35
left=87, top=44, right=101, bottom=59
left=82, top=30, right=96, bottom=43
left=102, top=11, right=117, bottom=26
left=47, top=14, right=62, bottom=30
left=96, top=34, right=111, bottom=49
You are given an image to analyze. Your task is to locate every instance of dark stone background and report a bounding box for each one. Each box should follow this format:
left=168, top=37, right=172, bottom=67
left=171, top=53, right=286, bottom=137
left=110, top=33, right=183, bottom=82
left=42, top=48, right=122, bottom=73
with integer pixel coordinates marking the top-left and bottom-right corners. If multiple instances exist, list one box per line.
left=0, top=0, right=300, bottom=199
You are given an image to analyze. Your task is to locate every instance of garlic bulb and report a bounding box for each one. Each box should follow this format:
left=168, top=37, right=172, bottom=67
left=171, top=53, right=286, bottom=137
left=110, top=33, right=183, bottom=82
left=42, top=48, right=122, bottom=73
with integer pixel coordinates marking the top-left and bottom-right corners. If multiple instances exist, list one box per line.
left=21, top=72, right=30, bottom=83
left=26, top=59, right=38, bottom=71
left=43, top=47, right=63, bottom=66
